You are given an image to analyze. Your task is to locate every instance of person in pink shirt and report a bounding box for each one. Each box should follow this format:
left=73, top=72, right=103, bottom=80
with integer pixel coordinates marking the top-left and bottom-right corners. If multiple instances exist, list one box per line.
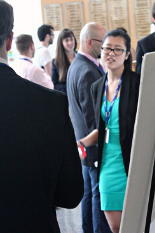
left=12, top=34, right=54, bottom=89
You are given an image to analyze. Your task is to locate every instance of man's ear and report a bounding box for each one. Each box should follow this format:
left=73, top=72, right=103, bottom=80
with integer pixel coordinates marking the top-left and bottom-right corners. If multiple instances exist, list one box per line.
left=30, top=43, right=34, bottom=51
left=45, top=34, right=49, bottom=41
left=86, top=38, right=92, bottom=48
left=6, top=32, right=14, bottom=52
left=152, top=16, right=155, bottom=23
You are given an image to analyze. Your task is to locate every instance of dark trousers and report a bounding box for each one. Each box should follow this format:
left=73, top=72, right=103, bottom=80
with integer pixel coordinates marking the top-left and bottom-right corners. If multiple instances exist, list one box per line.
left=81, top=165, right=111, bottom=233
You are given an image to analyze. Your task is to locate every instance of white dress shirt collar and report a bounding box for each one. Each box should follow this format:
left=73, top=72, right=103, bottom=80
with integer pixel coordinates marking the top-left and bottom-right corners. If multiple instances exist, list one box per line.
left=0, top=57, right=8, bottom=66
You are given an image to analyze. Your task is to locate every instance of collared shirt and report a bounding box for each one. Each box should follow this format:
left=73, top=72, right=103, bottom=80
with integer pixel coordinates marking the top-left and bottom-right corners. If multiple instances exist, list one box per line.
left=11, top=55, right=53, bottom=89
left=78, top=51, right=100, bottom=67
left=0, top=57, right=8, bottom=66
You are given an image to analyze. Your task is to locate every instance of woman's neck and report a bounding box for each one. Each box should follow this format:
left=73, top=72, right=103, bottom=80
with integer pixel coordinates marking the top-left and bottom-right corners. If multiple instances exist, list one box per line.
left=66, top=50, right=75, bottom=62
left=107, top=65, right=124, bottom=83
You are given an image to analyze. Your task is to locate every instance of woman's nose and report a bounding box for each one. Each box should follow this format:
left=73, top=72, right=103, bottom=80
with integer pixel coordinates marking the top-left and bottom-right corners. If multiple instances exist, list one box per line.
left=109, top=49, right=115, bottom=55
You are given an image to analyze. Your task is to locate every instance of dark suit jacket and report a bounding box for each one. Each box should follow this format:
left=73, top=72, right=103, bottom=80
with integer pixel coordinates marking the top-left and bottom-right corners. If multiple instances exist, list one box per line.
left=67, top=53, right=105, bottom=167
left=0, top=64, right=83, bottom=232
left=136, top=32, right=155, bottom=74
left=52, top=59, right=66, bottom=94
left=91, top=68, right=140, bottom=177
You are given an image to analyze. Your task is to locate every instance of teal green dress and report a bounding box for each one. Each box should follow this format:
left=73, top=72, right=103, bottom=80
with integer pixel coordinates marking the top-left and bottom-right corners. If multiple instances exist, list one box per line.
left=99, top=97, right=127, bottom=211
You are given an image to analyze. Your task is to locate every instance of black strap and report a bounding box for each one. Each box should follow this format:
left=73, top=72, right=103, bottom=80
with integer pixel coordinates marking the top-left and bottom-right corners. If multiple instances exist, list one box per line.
left=144, top=160, right=155, bottom=233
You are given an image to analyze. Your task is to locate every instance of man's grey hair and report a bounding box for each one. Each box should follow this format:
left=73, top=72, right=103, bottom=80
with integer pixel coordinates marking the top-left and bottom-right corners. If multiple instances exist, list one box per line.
left=0, top=1, right=14, bottom=48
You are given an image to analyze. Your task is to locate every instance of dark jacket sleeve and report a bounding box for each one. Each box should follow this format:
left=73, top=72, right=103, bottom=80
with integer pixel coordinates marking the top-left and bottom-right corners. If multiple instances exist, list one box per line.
left=54, top=98, right=84, bottom=208
left=136, top=41, right=144, bottom=74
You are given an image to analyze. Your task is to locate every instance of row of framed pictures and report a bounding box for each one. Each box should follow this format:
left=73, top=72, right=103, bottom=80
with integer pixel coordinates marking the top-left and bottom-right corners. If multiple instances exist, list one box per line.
left=44, top=0, right=151, bottom=42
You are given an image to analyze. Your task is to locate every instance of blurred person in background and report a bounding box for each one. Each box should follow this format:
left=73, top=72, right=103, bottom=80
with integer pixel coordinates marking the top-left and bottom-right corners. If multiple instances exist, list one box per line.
left=34, top=24, right=54, bottom=77
left=136, top=2, right=155, bottom=74
left=12, top=34, right=54, bottom=89
left=52, top=28, right=77, bottom=94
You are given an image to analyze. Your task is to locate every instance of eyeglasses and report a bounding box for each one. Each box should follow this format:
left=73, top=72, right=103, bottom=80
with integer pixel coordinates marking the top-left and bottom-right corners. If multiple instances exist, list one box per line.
left=50, top=33, right=55, bottom=37
left=101, top=47, right=127, bottom=56
left=91, top=38, right=103, bottom=43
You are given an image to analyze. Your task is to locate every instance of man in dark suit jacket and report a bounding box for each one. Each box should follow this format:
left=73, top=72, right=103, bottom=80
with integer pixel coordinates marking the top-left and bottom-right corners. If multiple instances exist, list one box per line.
left=0, top=2, right=83, bottom=232
left=136, top=3, right=155, bottom=74
left=136, top=32, right=155, bottom=74
left=67, top=22, right=111, bottom=233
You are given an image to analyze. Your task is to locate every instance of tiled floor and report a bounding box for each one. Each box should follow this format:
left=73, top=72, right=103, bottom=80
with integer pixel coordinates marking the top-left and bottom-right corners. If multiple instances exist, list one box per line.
left=56, top=203, right=82, bottom=233
left=56, top=200, right=155, bottom=233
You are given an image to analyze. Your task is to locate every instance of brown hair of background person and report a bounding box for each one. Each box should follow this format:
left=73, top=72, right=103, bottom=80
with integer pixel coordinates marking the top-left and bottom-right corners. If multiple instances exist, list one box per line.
left=54, top=28, right=77, bottom=82
left=15, top=34, right=33, bottom=53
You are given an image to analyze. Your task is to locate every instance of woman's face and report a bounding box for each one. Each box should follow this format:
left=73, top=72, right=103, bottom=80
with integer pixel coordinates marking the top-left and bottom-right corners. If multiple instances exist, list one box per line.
left=62, top=35, right=75, bottom=52
left=101, top=36, right=130, bottom=71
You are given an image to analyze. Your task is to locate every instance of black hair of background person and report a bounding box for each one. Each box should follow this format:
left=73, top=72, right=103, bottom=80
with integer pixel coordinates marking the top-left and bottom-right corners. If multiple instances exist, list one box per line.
left=0, top=1, right=83, bottom=232
left=37, top=24, right=54, bottom=41
left=54, top=28, right=77, bottom=82
left=103, top=29, right=132, bottom=70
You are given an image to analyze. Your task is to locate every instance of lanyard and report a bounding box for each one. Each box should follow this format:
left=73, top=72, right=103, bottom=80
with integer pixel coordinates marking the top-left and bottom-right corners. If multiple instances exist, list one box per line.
left=104, top=75, right=123, bottom=127
left=19, top=58, right=33, bottom=63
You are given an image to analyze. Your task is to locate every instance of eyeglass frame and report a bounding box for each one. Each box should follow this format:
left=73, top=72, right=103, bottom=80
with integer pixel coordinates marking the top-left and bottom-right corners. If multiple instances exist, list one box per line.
left=91, top=38, right=103, bottom=43
left=101, top=47, right=127, bottom=56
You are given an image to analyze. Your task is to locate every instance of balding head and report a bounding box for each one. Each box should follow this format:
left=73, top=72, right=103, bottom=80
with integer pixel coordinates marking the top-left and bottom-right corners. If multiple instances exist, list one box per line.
left=79, top=22, right=107, bottom=59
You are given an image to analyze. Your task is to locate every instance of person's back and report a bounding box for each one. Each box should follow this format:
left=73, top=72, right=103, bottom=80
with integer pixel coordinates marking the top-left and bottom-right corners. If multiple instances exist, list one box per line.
left=34, top=46, right=50, bottom=68
left=12, top=34, right=54, bottom=89
left=0, top=2, right=83, bottom=232
left=34, top=24, right=54, bottom=77
left=12, top=55, right=54, bottom=89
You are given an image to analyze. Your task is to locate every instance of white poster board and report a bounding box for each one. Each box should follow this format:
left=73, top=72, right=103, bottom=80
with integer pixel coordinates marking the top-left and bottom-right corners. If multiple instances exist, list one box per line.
left=120, top=52, right=155, bottom=233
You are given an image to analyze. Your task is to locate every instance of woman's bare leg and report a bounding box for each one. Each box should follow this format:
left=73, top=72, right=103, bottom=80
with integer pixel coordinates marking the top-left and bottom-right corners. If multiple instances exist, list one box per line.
left=104, top=211, right=122, bottom=233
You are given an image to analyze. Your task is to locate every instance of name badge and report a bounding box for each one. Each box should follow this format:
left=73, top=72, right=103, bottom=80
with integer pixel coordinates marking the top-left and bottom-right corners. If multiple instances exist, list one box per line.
left=105, top=128, right=109, bottom=143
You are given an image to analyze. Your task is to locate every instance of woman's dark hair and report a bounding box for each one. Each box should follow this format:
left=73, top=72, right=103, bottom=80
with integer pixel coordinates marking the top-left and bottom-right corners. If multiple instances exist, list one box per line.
left=54, top=29, right=77, bottom=82
left=103, top=29, right=132, bottom=70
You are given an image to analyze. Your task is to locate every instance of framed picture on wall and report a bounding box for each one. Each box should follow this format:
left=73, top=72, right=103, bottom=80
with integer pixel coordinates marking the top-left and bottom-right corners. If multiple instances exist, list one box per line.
left=44, top=4, right=63, bottom=31
left=65, top=2, right=84, bottom=43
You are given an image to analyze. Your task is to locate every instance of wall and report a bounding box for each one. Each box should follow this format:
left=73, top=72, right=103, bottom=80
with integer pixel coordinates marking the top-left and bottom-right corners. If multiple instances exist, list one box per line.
left=41, top=0, right=155, bottom=50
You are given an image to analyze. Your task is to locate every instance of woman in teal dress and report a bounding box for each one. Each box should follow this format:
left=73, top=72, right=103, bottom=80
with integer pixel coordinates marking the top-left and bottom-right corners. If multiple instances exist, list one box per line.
left=78, top=29, right=140, bottom=233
